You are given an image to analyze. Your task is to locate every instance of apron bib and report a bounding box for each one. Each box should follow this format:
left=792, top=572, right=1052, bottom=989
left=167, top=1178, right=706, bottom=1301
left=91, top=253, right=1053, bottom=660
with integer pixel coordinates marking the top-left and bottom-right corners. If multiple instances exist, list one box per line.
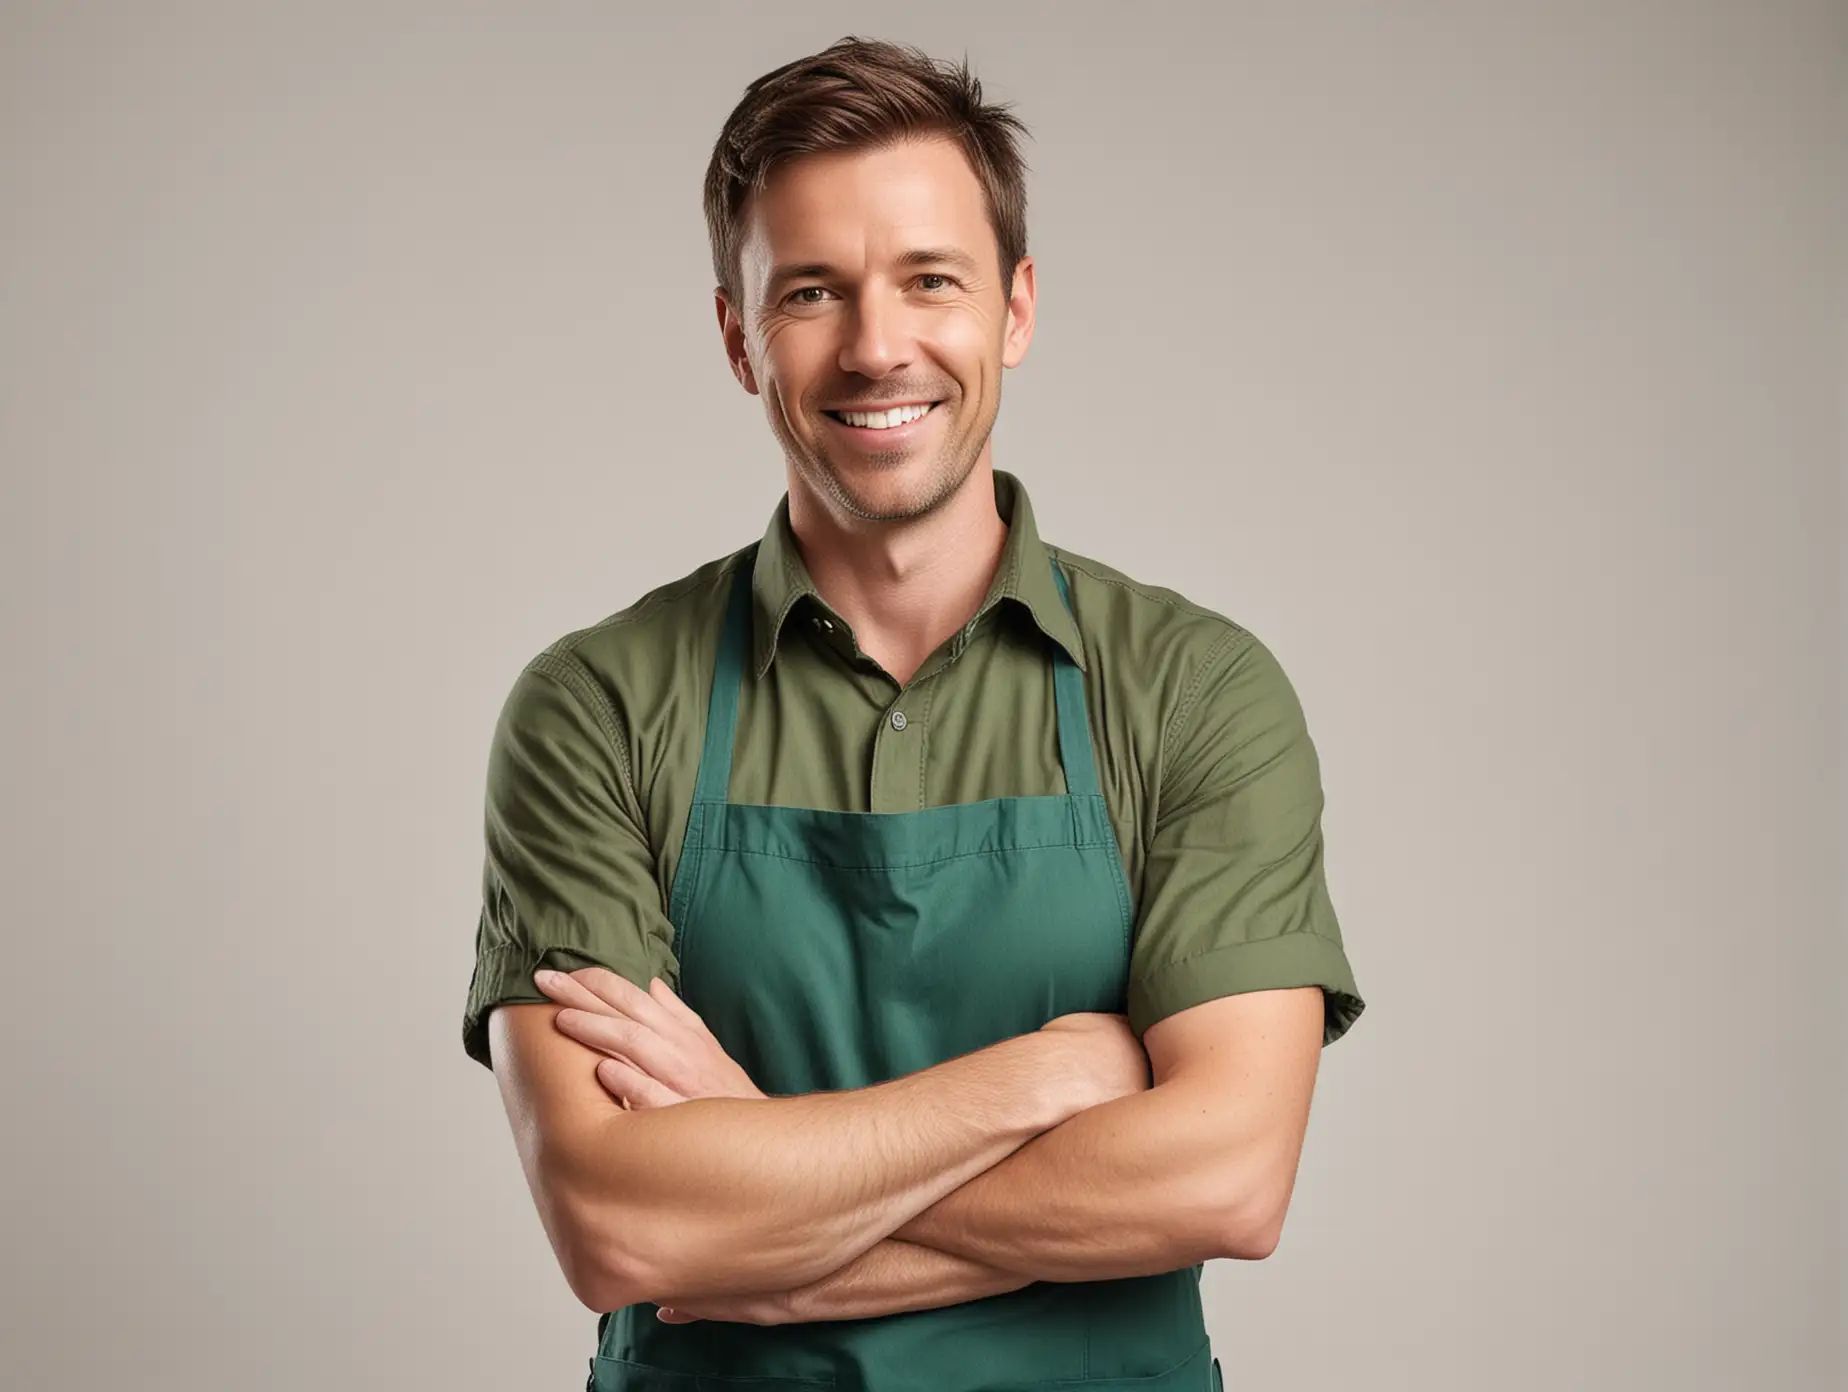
left=590, top=550, right=1222, bottom=1391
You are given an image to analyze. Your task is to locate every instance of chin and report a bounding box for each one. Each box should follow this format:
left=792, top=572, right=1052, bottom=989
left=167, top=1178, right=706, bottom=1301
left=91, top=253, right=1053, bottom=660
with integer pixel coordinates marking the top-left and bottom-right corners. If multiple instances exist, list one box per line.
left=813, top=451, right=970, bottom=523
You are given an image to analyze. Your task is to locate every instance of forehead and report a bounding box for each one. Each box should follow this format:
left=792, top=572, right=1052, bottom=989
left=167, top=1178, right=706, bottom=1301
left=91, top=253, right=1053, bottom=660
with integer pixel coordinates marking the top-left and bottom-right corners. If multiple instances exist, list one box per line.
left=737, top=135, right=992, bottom=279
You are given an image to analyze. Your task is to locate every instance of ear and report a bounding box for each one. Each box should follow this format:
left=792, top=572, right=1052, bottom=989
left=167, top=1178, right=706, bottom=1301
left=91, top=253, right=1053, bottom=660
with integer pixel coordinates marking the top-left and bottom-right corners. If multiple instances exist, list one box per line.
left=715, top=288, right=760, bottom=395
left=1000, top=255, right=1037, bottom=369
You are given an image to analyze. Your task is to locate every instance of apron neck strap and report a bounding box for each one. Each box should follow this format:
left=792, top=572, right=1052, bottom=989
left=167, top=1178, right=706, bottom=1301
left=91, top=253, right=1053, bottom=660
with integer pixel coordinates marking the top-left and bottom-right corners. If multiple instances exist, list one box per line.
left=694, top=549, right=1098, bottom=803
left=1047, top=559, right=1101, bottom=798
left=692, top=553, right=755, bottom=804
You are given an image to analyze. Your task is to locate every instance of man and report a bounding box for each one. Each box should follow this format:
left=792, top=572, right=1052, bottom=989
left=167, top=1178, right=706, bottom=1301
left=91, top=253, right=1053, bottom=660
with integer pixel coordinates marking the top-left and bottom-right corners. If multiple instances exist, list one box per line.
left=462, top=35, right=1364, bottom=1392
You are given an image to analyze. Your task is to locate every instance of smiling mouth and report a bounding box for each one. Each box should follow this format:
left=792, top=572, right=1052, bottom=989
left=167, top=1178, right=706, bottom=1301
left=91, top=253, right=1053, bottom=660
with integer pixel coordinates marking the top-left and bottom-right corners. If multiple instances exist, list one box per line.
left=823, top=401, right=943, bottom=430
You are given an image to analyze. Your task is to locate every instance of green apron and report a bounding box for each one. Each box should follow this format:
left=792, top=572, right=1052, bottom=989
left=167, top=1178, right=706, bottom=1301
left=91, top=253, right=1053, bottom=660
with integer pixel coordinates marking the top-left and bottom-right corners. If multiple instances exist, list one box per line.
left=589, top=549, right=1223, bottom=1391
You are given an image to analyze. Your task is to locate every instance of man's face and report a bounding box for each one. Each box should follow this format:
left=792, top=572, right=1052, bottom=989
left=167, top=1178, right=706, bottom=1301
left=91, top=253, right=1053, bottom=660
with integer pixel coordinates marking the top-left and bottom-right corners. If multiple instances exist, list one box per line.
left=719, top=135, right=1036, bottom=523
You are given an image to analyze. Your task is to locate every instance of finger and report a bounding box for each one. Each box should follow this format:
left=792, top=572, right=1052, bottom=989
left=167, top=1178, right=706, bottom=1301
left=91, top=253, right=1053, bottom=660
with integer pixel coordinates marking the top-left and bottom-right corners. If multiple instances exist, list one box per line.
left=596, top=1056, right=683, bottom=1109
left=533, top=969, right=623, bottom=1016
left=649, top=975, right=705, bottom=1027
left=568, top=966, right=679, bottom=1033
left=553, top=1006, right=645, bottom=1059
left=533, top=967, right=669, bottom=1035
left=592, top=1054, right=654, bottom=1106
left=555, top=1008, right=691, bottom=1085
left=599, top=1048, right=647, bottom=1082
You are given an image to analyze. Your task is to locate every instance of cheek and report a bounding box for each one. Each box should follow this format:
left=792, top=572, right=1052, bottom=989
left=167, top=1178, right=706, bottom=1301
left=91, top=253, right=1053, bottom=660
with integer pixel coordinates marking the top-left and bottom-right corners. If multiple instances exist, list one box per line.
left=932, top=310, right=1002, bottom=388
left=758, top=324, right=833, bottom=410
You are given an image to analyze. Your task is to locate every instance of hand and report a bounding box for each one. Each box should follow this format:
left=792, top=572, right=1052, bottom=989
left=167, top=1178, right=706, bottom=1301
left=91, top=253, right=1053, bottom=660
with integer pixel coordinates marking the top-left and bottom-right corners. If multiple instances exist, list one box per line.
left=1038, top=1011, right=1150, bottom=1112
left=650, top=1287, right=796, bottom=1327
left=533, top=967, right=767, bottom=1110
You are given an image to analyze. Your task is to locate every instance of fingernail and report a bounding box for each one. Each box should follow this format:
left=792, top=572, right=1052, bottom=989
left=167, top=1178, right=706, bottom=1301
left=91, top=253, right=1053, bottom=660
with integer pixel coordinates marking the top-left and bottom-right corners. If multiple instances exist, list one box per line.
left=535, top=969, right=556, bottom=986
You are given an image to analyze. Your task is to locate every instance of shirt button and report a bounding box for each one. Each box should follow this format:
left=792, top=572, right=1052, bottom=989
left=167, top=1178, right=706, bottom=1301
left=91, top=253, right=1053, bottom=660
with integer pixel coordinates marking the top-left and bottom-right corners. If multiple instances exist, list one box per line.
left=889, top=710, right=908, bottom=732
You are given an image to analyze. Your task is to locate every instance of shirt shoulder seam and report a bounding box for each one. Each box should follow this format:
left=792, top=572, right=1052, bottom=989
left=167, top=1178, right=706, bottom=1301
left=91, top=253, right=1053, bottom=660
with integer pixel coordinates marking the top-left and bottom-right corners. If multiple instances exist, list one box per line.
left=1162, top=625, right=1250, bottom=756
left=1044, top=546, right=1255, bottom=753
left=556, top=546, right=750, bottom=646
left=1045, top=547, right=1254, bottom=634
left=523, top=649, right=639, bottom=801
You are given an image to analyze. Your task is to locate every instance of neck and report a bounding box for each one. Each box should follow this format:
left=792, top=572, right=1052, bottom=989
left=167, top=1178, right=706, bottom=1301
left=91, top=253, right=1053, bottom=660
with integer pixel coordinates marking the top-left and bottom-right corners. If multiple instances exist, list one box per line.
left=786, top=458, right=1007, bottom=686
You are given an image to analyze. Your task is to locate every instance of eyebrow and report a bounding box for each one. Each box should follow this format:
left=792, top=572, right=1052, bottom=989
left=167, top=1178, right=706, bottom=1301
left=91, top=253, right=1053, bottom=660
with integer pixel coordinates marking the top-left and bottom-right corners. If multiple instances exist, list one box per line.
left=765, top=246, right=982, bottom=295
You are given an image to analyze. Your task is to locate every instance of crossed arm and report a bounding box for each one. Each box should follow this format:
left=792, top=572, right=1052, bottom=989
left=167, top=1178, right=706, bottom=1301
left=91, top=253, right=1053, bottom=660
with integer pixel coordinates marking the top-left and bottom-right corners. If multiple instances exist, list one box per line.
left=488, top=978, right=1325, bottom=1323
left=754, top=984, right=1324, bottom=1324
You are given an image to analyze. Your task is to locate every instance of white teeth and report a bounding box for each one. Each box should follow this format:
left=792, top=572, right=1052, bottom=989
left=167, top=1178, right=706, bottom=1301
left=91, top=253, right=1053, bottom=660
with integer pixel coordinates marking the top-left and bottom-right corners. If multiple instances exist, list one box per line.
left=836, top=403, right=933, bottom=429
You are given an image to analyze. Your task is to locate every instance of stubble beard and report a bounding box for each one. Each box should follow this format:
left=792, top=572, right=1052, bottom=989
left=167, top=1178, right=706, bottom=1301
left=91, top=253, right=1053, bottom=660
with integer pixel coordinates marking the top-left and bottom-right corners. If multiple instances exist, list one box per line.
left=798, top=403, right=991, bottom=524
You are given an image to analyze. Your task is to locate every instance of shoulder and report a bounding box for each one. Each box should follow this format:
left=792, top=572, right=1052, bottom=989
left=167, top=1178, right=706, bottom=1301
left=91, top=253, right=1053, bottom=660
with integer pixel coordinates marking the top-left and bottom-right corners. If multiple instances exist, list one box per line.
left=488, top=543, right=751, bottom=787
left=1050, top=542, right=1250, bottom=647
left=518, top=543, right=750, bottom=706
left=1047, top=542, right=1270, bottom=733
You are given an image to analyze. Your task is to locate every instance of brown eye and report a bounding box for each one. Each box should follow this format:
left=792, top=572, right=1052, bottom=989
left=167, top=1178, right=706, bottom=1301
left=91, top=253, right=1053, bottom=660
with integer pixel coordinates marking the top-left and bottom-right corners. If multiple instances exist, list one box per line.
left=917, top=274, right=952, bottom=292
left=789, top=286, right=829, bottom=305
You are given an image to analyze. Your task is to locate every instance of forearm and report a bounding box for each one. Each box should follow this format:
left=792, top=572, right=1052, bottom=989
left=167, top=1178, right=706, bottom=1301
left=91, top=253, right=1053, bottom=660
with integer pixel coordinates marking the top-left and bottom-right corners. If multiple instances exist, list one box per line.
left=573, top=1031, right=1076, bottom=1306
left=778, top=1237, right=1035, bottom=1322
left=890, top=1074, right=1244, bottom=1281
left=664, top=1079, right=1244, bottom=1319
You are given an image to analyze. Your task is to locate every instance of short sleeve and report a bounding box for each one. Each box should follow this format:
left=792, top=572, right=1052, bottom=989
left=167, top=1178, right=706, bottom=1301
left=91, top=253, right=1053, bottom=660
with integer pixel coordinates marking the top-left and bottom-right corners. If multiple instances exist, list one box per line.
left=461, top=651, right=680, bottom=1071
left=1127, top=629, right=1364, bottom=1046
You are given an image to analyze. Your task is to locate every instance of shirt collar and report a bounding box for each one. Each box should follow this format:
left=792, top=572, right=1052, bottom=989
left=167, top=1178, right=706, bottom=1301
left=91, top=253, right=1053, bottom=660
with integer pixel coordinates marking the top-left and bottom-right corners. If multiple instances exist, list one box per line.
left=750, top=468, right=1087, bottom=679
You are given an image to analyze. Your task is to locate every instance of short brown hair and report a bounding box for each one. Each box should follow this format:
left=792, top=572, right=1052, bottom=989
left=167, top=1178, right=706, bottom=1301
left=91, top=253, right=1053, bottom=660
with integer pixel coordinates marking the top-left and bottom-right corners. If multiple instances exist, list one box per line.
left=702, top=36, right=1032, bottom=309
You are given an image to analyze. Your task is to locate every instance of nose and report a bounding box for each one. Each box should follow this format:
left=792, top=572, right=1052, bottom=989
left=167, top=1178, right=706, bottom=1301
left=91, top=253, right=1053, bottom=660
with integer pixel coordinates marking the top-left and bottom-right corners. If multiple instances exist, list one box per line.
left=837, top=285, right=914, bottom=380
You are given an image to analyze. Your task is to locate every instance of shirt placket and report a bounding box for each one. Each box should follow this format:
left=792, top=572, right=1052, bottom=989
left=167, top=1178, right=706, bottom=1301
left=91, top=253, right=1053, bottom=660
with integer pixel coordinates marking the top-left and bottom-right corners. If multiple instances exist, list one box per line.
left=808, top=602, right=988, bottom=814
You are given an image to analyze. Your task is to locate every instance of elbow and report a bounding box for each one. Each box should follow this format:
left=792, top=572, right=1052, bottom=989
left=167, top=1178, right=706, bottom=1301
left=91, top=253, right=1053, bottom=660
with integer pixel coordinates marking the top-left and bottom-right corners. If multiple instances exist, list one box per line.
left=1220, top=1187, right=1289, bottom=1262
left=1206, top=1158, right=1292, bottom=1262
left=565, top=1222, right=668, bottom=1314
left=1207, top=1134, right=1306, bottom=1262
left=553, top=1209, right=648, bottom=1313
left=548, top=1176, right=674, bottom=1313
left=545, top=1143, right=839, bottom=1307
left=562, top=1189, right=795, bottom=1312
left=1227, top=1209, right=1284, bottom=1261
left=565, top=1257, right=623, bottom=1315
left=577, top=1260, right=653, bottom=1316
left=573, top=1205, right=840, bottom=1309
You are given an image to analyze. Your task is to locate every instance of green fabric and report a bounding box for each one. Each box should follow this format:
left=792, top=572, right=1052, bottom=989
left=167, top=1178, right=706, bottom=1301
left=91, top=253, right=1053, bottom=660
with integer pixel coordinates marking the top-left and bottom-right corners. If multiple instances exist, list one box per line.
left=592, top=555, right=1213, bottom=1388
left=463, top=469, right=1363, bottom=1068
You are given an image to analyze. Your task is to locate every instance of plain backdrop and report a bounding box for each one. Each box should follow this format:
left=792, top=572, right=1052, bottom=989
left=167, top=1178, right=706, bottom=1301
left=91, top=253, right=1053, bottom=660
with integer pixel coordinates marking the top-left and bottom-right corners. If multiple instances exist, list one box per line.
left=2, top=2, right=1842, bottom=1389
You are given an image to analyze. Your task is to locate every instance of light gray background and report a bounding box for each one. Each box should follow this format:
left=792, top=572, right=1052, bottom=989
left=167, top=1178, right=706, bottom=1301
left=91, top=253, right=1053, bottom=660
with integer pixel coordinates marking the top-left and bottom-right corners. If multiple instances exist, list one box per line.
left=2, top=2, right=1842, bottom=1389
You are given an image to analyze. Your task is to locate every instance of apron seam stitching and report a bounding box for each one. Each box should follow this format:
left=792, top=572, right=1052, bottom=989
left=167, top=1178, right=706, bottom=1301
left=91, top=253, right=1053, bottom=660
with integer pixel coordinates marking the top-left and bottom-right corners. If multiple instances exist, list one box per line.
left=691, top=843, right=1088, bottom=872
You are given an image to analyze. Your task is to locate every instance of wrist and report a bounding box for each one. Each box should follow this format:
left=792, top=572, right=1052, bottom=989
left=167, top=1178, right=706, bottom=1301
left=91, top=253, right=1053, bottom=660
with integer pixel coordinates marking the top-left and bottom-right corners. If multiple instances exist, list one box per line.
left=775, top=1274, right=815, bottom=1325
left=1017, top=1031, right=1087, bottom=1131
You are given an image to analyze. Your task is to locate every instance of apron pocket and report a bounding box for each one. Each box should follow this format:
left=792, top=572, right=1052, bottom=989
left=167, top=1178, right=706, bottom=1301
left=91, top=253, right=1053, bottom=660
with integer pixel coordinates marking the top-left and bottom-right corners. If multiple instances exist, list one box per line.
left=589, top=1354, right=835, bottom=1390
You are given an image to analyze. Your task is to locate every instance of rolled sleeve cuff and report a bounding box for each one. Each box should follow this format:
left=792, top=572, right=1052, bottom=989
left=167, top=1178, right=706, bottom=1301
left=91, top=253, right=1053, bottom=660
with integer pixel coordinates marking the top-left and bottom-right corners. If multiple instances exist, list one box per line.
left=1129, top=932, right=1366, bottom=1046
left=462, top=941, right=632, bottom=1071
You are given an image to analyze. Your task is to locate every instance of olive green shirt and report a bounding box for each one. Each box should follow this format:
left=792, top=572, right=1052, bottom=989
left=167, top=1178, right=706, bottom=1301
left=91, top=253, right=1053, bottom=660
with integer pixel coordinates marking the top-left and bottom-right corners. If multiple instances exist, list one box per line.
left=462, top=470, right=1364, bottom=1070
